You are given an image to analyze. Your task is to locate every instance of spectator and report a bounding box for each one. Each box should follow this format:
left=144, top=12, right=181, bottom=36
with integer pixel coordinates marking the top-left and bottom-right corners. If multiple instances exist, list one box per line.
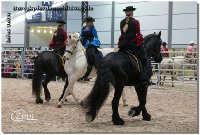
left=186, top=41, right=195, bottom=58
left=160, top=42, right=169, bottom=57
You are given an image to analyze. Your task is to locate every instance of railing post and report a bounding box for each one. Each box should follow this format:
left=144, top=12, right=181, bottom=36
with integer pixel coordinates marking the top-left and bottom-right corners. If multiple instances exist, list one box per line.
left=157, top=63, right=160, bottom=86
left=182, top=64, right=184, bottom=82
left=21, top=48, right=25, bottom=79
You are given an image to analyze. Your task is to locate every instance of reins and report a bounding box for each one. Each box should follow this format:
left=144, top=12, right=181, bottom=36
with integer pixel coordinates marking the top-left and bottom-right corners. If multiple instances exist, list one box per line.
left=64, top=41, right=86, bottom=60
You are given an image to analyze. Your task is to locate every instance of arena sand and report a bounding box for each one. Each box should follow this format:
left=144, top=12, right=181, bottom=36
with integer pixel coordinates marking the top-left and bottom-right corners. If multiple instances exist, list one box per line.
left=1, top=78, right=198, bottom=133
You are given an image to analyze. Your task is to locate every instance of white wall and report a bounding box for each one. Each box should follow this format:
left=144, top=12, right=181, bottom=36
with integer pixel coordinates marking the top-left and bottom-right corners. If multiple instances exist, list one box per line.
left=67, top=2, right=82, bottom=32
left=1, top=1, right=25, bottom=47
left=1, top=1, right=197, bottom=48
left=172, top=1, right=197, bottom=48
left=88, top=1, right=112, bottom=47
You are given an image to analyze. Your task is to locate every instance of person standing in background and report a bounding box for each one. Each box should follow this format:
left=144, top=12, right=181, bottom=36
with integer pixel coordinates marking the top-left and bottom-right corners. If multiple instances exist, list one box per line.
left=160, top=42, right=169, bottom=57
left=186, top=41, right=195, bottom=58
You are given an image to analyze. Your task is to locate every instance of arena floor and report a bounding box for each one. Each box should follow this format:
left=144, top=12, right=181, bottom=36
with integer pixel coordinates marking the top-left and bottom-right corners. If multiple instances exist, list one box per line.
left=1, top=78, right=198, bottom=133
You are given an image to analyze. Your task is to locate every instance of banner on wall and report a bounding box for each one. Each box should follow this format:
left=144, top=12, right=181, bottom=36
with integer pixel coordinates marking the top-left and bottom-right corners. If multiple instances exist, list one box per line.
left=46, top=10, right=64, bottom=21
left=26, top=12, right=42, bottom=22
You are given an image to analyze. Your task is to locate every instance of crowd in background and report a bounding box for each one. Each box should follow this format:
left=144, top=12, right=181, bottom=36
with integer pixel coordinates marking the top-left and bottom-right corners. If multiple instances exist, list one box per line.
left=1, top=44, right=197, bottom=79
left=1, top=47, right=41, bottom=79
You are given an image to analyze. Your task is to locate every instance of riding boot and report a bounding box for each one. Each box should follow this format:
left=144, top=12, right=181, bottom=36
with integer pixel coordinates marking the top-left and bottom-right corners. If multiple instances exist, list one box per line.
left=136, top=46, right=151, bottom=84
left=78, top=65, right=93, bottom=81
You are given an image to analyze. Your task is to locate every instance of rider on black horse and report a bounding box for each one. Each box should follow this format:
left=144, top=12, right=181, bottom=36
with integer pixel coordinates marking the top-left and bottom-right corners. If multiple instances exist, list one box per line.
left=78, top=16, right=102, bottom=81
left=49, top=20, right=67, bottom=56
left=118, top=6, right=151, bottom=83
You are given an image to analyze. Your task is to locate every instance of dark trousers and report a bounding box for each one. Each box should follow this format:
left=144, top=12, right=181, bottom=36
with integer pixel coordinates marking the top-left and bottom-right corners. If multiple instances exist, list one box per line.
left=135, top=46, right=152, bottom=81
left=82, top=46, right=103, bottom=79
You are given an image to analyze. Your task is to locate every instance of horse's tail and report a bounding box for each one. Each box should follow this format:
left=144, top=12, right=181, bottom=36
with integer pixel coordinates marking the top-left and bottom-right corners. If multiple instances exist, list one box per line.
left=83, top=63, right=115, bottom=122
left=32, top=57, right=44, bottom=99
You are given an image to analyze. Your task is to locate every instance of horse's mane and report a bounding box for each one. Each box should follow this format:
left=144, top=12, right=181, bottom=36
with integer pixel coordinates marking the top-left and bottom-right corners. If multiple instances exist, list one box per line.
left=143, top=33, right=158, bottom=44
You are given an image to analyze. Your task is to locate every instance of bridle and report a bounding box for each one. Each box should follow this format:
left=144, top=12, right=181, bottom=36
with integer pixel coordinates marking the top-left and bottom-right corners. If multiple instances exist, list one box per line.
left=151, top=51, right=161, bottom=58
left=65, top=46, right=77, bottom=55
left=145, top=39, right=162, bottom=59
left=64, top=40, right=86, bottom=60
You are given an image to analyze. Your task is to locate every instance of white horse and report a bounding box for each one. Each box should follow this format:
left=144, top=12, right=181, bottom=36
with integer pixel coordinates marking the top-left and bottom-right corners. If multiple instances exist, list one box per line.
left=57, top=32, right=128, bottom=108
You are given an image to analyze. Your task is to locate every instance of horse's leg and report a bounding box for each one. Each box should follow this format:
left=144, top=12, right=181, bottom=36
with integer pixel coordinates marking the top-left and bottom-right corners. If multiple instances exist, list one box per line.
left=42, top=75, right=53, bottom=102
left=138, top=85, right=151, bottom=121
left=67, top=75, right=81, bottom=103
left=59, top=77, right=69, bottom=101
left=129, top=85, right=151, bottom=121
left=57, top=75, right=79, bottom=108
left=122, top=89, right=128, bottom=106
left=112, top=85, right=125, bottom=125
left=163, top=76, right=166, bottom=85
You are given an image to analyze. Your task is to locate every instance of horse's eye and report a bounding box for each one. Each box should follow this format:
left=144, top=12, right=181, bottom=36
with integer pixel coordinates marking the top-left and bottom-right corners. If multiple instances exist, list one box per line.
left=69, top=35, right=71, bottom=39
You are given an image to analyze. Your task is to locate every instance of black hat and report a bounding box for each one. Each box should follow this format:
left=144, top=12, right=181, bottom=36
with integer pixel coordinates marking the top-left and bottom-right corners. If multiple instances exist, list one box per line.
left=56, top=20, right=66, bottom=25
left=123, top=6, right=136, bottom=12
left=85, top=16, right=95, bottom=22
left=162, top=42, right=167, bottom=46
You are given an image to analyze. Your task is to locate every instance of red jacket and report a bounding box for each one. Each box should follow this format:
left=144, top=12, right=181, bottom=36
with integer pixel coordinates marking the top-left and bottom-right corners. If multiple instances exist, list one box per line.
left=118, top=17, right=143, bottom=48
left=49, top=28, right=67, bottom=49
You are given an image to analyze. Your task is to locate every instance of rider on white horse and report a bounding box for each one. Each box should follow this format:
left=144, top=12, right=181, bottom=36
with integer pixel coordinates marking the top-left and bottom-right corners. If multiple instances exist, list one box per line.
left=78, top=16, right=103, bottom=81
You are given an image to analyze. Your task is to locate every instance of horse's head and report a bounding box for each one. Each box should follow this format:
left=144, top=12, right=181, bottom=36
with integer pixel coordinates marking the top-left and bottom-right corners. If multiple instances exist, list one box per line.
left=64, top=32, right=81, bottom=59
left=67, top=32, right=80, bottom=46
left=144, top=31, right=163, bottom=63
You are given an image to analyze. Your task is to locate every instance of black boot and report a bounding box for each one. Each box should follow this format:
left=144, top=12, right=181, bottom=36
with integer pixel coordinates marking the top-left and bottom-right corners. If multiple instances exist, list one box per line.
left=78, top=65, right=92, bottom=81
left=136, top=46, right=151, bottom=84
left=139, top=64, right=149, bottom=81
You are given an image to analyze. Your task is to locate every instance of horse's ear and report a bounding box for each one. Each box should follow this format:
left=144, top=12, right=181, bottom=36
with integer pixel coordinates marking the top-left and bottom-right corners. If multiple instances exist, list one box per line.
left=158, top=31, right=161, bottom=38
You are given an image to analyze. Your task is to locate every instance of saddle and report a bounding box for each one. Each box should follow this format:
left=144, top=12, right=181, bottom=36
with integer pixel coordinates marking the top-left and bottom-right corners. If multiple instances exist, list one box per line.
left=58, top=54, right=64, bottom=66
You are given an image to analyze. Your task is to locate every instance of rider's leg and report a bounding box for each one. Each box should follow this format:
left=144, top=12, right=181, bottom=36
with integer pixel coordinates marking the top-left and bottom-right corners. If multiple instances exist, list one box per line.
left=78, top=47, right=93, bottom=81
left=81, top=65, right=93, bottom=81
left=135, top=45, right=150, bottom=82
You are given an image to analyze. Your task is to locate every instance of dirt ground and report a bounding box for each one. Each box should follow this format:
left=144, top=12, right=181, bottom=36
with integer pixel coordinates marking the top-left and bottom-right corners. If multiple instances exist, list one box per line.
left=1, top=78, right=198, bottom=133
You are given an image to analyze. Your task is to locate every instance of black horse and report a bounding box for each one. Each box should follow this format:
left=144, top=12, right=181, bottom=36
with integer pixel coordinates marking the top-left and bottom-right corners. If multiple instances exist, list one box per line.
left=83, top=32, right=163, bottom=125
left=32, top=51, right=68, bottom=104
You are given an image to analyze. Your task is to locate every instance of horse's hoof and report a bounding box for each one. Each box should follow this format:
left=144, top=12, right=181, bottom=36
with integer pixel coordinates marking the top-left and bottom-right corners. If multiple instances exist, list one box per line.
left=128, top=107, right=141, bottom=117
left=57, top=104, right=62, bottom=108
left=36, top=98, right=43, bottom=104
left=142, top=113, right=151, bottom=121
left=79, top=100, right=84, bottom=107
left=85, top=114, right=93, bottom=123
left=45, top=97, right=51, bottom=102
left=85, top=112, right=96, bottom=122
left=112, top=117, right=125, bottom=125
